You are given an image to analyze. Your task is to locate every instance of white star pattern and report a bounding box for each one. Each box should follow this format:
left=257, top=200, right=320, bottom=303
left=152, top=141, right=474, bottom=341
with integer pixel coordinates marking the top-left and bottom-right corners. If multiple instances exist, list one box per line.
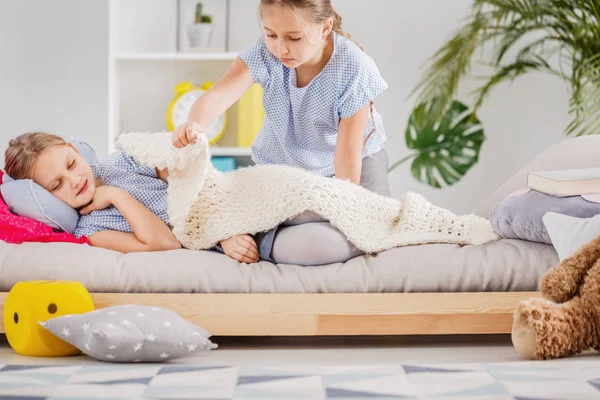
left=192, top=332, right=201, bottom=336
left=164, top=321, right=172, bottom=327
left=65, top=315, right=73, bottom=318
left=187, top=344, right=198, bottom=352
left=152, top=307, right=160, bottom=311
left=134, top=359, right=141, bottom=363
left=122, top=320, right=131, bottom=326
left=109, top=345, right=116, bottom=350
left=85, top=342, right=91, bottom=351
left=39, top=321, right=47, bottom=327
left=106, top=354, right=115, bottom=359
left=82, top=322, right=90, bottom=331
left=62, top=328, right=70, bottom=337
left=107, top=323, right=115, bottom=329
left=238, top=33, right=388, bottom=177
left=147, top=333, right=156, bottom=342
left=133, top=343, right=143, bottom=352
left=137, top=312, right=146, bottom=318
left=159, top=352, right=170, bottom=359
left=108, top=311, right=117, bottom=315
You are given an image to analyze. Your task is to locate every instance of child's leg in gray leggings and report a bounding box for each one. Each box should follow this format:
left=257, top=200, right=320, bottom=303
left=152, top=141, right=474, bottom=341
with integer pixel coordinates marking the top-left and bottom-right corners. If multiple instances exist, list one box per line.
left=271, top=149, right=391, bottom=265
left=270, top=222, right=365, bottom=266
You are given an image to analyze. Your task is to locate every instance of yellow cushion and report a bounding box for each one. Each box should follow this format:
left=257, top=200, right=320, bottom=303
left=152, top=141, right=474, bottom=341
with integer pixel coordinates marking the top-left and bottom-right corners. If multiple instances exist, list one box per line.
left=3, top=281, right=94, bottom=357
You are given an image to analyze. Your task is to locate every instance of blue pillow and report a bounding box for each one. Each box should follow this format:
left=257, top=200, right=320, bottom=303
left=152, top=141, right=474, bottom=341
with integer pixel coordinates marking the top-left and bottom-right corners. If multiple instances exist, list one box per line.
left=490, top=189, right=600, bottom=244
left=0, top=141, right=97, bottom=234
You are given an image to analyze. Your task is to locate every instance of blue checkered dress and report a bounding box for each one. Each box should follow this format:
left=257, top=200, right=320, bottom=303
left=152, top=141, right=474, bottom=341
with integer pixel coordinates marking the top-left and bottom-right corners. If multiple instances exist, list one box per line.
left=239, top=31, right=389, bottom=176
left=73, top=152, right=170, bottom=238
left=73, top=153, right=245, bottom=258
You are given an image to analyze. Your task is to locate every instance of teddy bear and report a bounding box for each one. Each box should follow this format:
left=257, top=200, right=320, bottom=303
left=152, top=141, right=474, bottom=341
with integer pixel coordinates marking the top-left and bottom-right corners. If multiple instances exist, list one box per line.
left=512, top=235, right=600, bottom=360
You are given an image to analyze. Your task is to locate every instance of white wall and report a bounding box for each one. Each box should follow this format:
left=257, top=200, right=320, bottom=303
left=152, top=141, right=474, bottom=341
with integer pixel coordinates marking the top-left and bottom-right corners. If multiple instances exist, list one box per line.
left=0, top=0, right=109, bottom=164
left=1, top=0, right=572, bottom=214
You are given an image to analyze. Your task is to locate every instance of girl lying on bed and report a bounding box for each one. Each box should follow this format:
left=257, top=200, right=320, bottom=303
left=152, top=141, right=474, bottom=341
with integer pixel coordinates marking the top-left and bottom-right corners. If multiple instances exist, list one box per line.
left=4, top=132, right=364, bottom=265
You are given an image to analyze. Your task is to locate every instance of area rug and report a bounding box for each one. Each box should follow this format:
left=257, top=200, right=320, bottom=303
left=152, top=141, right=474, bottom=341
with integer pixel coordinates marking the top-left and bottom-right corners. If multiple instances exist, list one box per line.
left=0, top=360, right=599, bottom=399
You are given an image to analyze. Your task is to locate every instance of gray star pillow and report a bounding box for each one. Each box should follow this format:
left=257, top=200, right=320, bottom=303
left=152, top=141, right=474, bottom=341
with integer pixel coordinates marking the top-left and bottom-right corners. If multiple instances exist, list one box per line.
left=40, top=305, right=217, bottom=363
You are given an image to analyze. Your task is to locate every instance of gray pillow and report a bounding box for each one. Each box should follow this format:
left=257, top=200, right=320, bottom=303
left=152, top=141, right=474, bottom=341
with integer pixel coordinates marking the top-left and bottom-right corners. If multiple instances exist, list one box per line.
left=543, top=212, right=600, bottom=261
left=41, top=305, right=217, bottom=363
left=490, top=189, right=600, bottom=244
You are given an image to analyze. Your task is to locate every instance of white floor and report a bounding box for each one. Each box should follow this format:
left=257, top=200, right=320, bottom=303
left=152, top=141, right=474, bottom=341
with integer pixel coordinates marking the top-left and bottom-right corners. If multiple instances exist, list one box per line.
left=0, top=334, right=539, bottom=366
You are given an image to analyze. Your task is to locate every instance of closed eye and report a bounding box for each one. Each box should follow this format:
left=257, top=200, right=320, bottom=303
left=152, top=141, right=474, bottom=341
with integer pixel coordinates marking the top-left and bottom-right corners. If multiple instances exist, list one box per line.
left=51, top=179, right=62, bottom=191
left=68, top=160, right=76, bottom=169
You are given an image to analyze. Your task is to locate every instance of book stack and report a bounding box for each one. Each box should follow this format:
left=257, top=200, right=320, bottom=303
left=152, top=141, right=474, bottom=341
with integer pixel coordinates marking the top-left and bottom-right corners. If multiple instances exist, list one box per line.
left=527, top=168, right=600, bottom=197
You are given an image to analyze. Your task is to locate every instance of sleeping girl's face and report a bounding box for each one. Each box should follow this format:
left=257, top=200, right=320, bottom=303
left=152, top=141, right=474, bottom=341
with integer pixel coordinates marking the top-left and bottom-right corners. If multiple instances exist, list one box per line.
left=32, top=145, right=96, bottom=209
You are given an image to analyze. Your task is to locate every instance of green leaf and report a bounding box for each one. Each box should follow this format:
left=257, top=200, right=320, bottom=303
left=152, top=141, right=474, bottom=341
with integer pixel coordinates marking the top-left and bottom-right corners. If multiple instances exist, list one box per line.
left=411, top=0, right=600, bottom=137
left=567, top=52, right=600, bottom=136
left=404, top=99, right=485, bottom=189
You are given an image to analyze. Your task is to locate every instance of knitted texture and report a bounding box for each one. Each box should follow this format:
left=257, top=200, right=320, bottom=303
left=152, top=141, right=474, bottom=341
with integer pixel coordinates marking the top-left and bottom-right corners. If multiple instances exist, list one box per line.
left=116, top=132, right=500, bottom=253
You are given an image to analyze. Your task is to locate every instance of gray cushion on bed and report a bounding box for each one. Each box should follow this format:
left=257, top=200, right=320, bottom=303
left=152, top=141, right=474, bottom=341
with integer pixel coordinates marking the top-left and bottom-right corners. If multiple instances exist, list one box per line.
left=490, top=190, right=600, bottom=244
left=0, top=239, right=557, bottom=293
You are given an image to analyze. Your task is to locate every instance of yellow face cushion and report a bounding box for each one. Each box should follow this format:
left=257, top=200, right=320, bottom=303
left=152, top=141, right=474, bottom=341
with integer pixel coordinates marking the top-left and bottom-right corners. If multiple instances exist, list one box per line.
left=3, top=281, right=94, bottom=357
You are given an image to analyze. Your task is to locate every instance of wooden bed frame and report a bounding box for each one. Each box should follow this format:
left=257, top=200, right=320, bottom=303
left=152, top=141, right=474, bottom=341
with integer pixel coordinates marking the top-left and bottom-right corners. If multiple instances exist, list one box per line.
left=0, top=292, right=539, bottom=335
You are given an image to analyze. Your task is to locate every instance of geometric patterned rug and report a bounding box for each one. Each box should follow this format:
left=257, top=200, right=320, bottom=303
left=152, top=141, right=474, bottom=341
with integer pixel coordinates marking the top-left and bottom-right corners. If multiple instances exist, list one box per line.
left=0, top=360, right=599, bottom=399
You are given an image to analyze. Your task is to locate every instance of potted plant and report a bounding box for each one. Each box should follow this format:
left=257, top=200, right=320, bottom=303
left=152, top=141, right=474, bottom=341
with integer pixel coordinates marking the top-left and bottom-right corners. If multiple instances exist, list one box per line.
left=187, top=2, right=214, bottom=49
left=391, top=0, right=600, bottom=189
left=412, top=0, right=600, bottom=137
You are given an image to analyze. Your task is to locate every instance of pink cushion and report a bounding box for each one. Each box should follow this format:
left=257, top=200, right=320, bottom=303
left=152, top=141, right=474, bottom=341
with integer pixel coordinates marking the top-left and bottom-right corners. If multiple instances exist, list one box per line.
left=0, top=170, right=88, bottom=245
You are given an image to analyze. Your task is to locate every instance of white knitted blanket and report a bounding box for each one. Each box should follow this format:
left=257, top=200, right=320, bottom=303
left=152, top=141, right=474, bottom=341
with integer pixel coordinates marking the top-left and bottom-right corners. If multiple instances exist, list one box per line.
left=116, top=132, right=500, bottom=253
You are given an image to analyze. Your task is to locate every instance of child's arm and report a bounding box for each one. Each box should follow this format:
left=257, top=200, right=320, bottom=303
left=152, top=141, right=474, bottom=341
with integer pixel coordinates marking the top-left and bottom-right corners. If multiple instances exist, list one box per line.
left=334, top=105, right=371, bottom=184
left=173, top=57, right=255, bottom=147
left=82, top=186, right=181, bottom=253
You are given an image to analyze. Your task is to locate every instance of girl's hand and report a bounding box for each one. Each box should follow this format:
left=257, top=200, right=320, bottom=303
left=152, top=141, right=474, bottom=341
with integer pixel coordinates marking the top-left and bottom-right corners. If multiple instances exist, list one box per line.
left=80, top=186, right=120, bottom=215
left=171, top=122, right=203, bottom=148
left=220, top=234, right=260, bottom=264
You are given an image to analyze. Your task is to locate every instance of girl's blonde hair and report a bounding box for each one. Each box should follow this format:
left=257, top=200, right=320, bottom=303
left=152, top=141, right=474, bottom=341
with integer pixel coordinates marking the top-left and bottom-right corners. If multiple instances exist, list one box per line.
left=4, top=132, right=67, bottom=180
left=259, top=0, right=377, bottom=146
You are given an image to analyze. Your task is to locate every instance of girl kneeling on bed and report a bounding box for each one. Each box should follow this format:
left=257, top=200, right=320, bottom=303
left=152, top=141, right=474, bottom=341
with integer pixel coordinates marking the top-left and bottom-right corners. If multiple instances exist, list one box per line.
left=4, top=132, right=362, bottom=265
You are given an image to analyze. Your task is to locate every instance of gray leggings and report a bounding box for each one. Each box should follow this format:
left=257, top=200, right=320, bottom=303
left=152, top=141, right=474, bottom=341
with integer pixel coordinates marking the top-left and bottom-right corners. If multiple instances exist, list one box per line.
left=270, top=149, right=391, bottom=266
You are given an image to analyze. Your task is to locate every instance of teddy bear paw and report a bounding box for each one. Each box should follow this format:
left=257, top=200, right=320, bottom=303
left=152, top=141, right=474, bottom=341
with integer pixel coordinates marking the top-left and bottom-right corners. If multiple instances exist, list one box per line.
left=512, top=299, right=539, bottom=360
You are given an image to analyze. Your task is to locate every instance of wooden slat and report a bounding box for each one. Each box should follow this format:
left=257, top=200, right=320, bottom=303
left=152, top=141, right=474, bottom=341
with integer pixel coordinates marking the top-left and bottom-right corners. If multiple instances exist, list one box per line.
left=0, top=292, right=541, bottom=336
left=318, top=314, right=514, bottom=335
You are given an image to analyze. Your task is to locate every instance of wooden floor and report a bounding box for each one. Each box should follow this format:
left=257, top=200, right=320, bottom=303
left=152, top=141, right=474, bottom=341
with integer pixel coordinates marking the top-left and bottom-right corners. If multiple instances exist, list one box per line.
left=0, top=292, right=540, bottom=336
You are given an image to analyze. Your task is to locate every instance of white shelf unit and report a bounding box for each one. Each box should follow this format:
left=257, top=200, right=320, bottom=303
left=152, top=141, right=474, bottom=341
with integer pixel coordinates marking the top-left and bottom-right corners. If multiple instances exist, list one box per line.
left=108, top=0, right=254, bottom=167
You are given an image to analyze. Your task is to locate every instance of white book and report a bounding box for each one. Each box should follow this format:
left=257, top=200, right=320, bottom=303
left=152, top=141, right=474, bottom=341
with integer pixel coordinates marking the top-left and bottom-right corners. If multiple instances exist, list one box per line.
left=527, top=167, right=600, bottom=197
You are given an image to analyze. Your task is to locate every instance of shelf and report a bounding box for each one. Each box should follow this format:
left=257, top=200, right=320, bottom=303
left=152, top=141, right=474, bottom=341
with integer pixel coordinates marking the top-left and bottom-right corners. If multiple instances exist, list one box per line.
left=209, top=146, right=252, bottom=157
left=114, top=52, right=239, bottom=61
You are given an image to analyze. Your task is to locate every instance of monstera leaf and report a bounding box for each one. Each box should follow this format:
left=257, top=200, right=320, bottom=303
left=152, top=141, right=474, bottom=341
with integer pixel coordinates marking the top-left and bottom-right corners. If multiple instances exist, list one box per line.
left=389, top=99, right=485, bottom=189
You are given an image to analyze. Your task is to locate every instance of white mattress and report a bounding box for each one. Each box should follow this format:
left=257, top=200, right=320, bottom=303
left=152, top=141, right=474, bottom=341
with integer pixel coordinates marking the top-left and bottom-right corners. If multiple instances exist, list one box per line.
left=0, top=239, right=557, bottom=293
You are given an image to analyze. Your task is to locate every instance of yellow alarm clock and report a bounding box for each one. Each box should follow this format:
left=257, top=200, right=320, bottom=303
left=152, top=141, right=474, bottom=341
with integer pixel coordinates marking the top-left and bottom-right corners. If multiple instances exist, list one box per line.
left=166, top=81, right=227, bottom=144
